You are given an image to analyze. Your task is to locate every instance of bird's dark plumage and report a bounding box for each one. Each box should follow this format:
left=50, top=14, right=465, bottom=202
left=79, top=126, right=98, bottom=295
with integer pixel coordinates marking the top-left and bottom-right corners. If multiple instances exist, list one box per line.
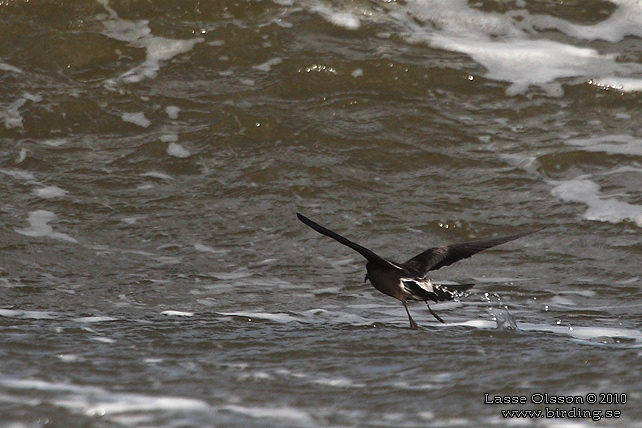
left=296, top=212, right=403, bottom=272
left=297, top=212, right=536, bottom=329
left=401, top=232, right=534, bottom=277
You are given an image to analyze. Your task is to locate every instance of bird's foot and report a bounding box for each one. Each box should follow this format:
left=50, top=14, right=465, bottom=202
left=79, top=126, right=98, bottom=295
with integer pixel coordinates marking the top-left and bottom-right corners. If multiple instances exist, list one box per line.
left=426, top=303, right=445, bottom=323
left=409, top=318, right=419, bottom=329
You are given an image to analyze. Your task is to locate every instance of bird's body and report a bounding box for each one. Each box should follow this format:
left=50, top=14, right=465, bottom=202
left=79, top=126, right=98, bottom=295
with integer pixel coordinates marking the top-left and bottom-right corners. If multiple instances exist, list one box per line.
left=297, top=212, right=535, bottom=328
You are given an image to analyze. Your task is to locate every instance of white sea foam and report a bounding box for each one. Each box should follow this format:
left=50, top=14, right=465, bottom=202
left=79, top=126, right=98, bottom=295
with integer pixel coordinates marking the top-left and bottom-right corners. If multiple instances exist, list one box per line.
left=194, top=243, right=229, bottom=255
left=219, top=311, right=301, bottom=323
left=313, top=376, right=363, bottom=388
left=524, top=0, right=642, bottom=43
left=0, top=377, right=211, bottom=421
left=565, top=134, right=642, bottom=156
left=140, top=171, right=174, bottom=180
left=557, top=289, right=596, bottom=298
left=0, top=309, right=56, bottom=319
left=16, top=148, right=26, bottom=163
left=23, top=93, right=42, bottom=103
left=89, top=337, right=116, bottom=344
left=238, top=371, right=275, bottom=381
left=121, top=112, right=151, bottom=128
left=0, top=378, right=94, bottom=392
left=0, top=168, right=35, bottom=181
left=15, top=210, right=78, bottom=243
left=339, top=0, right=642, bottom=94
left=551, top=179, right=642, bottom=227
left=312, top=4, right=360, bottom=30
left=58, top=354, right=82, bottom=363
left=121, top=216, right=142, bottom=225
left=32, top=186, right=68, bottom=199
left=86, top=395, right=209, bottom=414
left=41, top=138, right=68, bottom=147
left=97, top=0, right=203, bottom=86
left=615, top=277, right=640, bottom=285
left=73, top=316, right=119, bottom=323
left=548, top=133, right=642, bottom=227
left=3, top=98, right=26, bottom=128
left=165, top=105, right=180, bottom=119
left=161, top=310, right=194, bottom=317
left=271, top=367, right=365, bottom=388
left=0, top=62, right=22, bottom=73
left=549, top=296, right=577, bottom=307
left=0, top=279, right=30, bottom=288
left=210, top=268, right=251, bottom=280
left=223, top=404, right=314, bottom=426
left=2, top=94, right=41, bottom=129
left=97, top=0, right=150, bottom=42
left=253, top=57, right=283, bottom=72
left=167, top=142, right=190, bottom=158
left=521, top=323, right=642, bottom=345
left=457, top=318, right=642, bottom=345
left=3, top=165, right=70, bottom=204
left=436, top=35, right=619, bottom=96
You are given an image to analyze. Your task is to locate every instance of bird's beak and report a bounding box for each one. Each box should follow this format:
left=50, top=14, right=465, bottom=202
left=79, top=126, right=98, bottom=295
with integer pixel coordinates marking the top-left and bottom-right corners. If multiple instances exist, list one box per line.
left=364, top=274, right=369, bottom=283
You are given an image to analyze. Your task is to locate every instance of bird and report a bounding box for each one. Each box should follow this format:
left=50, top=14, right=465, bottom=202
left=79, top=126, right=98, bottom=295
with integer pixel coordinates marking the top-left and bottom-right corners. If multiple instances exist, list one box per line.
left=297, top=212, right=536, bottom=329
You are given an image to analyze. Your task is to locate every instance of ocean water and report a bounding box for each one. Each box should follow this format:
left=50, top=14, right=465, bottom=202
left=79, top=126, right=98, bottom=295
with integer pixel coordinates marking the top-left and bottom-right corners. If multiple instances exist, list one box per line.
left=1, top=0, right=642, bottom=427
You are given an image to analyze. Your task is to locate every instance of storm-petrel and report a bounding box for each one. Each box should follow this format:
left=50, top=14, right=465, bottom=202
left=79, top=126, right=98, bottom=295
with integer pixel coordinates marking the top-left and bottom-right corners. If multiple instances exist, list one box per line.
left=297, top=212, right=535, bottom=329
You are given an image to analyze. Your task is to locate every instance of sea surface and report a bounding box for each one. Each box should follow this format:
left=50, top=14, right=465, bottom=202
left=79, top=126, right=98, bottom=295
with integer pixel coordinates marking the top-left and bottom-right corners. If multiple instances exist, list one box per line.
left=1, top=0, right=642, bottom=427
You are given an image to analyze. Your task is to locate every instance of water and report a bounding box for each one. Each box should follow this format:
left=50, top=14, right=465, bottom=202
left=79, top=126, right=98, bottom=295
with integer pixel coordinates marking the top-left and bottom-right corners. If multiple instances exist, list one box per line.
left=2, top=0, right=642, bottom=426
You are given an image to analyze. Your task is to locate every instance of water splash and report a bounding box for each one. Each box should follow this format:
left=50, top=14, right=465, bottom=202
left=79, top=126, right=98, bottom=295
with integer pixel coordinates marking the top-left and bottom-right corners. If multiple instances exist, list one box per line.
left=483, top=292, right=519, bottom=331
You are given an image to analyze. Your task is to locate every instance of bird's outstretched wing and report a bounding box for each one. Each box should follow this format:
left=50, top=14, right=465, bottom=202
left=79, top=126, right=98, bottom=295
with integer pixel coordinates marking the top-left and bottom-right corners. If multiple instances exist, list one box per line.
left=297, top=213, right=403, bottom=271
left=401, top=230, right=537, bottom=278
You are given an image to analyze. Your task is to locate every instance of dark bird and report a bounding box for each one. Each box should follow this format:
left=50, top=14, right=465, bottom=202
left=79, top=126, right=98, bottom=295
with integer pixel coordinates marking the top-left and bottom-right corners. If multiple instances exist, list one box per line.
left=297, top=212, right=536, bottom=329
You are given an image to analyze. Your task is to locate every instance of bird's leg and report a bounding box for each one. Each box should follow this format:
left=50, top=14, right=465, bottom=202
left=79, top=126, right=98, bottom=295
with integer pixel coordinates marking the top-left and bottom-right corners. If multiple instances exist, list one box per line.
left=403, top=302, right=418, bottom=329
left=425, top=302, right=445, bottom=323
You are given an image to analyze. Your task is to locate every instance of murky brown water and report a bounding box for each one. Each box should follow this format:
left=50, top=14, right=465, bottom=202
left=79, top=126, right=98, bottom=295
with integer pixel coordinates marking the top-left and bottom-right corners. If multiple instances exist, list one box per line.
left=2, top=0, right=642, bottom=426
